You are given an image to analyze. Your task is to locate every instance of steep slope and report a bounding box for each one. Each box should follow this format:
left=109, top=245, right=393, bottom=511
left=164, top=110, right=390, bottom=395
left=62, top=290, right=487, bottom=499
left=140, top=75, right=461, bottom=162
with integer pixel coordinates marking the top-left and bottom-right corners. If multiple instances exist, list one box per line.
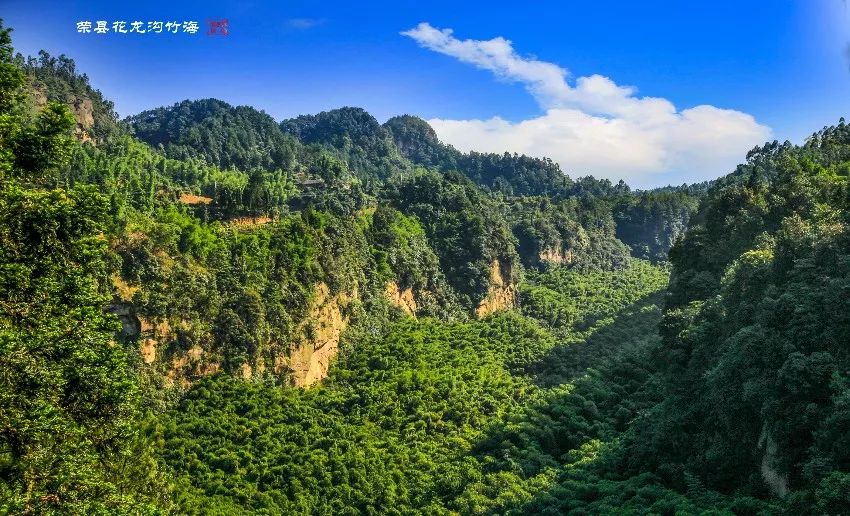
left=0, top=26, right=166, bottom=513
left=385, top=114, right=698, bottom=262
left=627, top=120, right=850, bottom=510
left=11, top=23, right=842, bottom=514
left=159, top=260, right=677, bottom=514
left=384, top=170, right=520, bottom=308
left=17, top=51, right=668, bottom=399
left=383, top=114, right=455, bottom=169
left=127, top=100, right=693, bottom=264
left=507, top=195, right=631, bottom=271
left=19, top=50, right=123, bottom=143
left=613, top=190, right=699, bottom=262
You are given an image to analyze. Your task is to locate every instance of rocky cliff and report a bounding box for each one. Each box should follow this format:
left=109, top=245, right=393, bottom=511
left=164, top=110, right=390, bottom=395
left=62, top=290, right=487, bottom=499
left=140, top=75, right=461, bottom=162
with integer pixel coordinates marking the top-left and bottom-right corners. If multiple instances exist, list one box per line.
left=275, top=282, right=354, bottom=387
left=384, top=281, right=417, bottom=317
left=475, top=259, right=517, bottom=318
left=32, top=86, right=96, bottom=143
left=113, top=276, right=357, bottom=388
left=115, top=261, right=516, bottom=388
left=539, top=247, right=573, bottom=265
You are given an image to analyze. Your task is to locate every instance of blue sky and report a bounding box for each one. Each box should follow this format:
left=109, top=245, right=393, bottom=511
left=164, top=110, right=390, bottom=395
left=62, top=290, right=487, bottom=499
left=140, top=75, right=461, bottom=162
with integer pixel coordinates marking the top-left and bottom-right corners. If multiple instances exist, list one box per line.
left=3, top=0, right=848, bottom=187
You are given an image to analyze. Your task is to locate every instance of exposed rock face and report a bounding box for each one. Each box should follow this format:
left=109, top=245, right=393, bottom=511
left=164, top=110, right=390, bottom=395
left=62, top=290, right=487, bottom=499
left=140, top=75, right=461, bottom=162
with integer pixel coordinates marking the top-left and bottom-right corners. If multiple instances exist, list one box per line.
left=132, top=313, right=214, bottom=387
left=113, top=275, right=358, bottom=387
left=166, top=345, right=219, bottom=388
left=178, top=193, right=213, bottom=205
left=141, top=338, right=157, bottom=364
left=384, top=281, right=417, bottom=316
left=32, top=86, right=96, bottom=143
left=139, top=317, right=177, bottom=378
left=110, top=278, right=164, bottom=366
left=759, top=425, right=789, bottom=498
left=69, top=97, right=95, bottom=143
left=109, top=300, right=135, bottom=331
left=475, top=259, right=517, bottom=318
left=539, top=247, right=573, bottom=265
left=276, top=282, right=354, bottom=387
left=239, top=362, right=253, bottom=380
left=72, top=97, right=95, bottom=130
left=32, top=87, right=47, bottom=107
left=228, top=216, right=273, bottom=229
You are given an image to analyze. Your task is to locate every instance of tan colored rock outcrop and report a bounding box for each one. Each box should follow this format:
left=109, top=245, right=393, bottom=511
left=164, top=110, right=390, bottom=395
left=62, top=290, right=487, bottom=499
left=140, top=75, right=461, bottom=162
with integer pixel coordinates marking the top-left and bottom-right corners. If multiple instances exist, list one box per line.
left=72, top=97, right=94, bottom=130
left=141, top=338, right=157, bottom=364
left=475, top=259, right=517, bottom=318
left=384, top=281, right=417, bottom=317
left=539, top=247, right=573, bottom=265
left=165, top=345, right=219, bottom=388
left=33, top=87, right=96, bottom=143
left=276, top=282, right=354, bottom=387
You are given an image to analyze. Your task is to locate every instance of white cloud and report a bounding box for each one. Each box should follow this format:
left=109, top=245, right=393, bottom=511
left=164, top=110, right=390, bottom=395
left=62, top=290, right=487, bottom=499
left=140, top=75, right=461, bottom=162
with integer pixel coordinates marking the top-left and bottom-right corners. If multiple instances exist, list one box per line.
left=401, top=22, right=772, bottom=187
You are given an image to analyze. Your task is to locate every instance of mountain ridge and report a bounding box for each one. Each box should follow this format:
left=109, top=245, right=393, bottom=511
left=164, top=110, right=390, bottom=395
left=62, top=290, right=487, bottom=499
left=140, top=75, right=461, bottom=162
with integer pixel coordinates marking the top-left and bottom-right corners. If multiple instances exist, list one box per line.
left=4, top=24, right=849, bottom=513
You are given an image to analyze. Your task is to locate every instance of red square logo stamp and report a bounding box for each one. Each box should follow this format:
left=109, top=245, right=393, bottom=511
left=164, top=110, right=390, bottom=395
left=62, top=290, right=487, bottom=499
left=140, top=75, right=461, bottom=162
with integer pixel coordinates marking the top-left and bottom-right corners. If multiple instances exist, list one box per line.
left=207, top=19, right=229, bottom=36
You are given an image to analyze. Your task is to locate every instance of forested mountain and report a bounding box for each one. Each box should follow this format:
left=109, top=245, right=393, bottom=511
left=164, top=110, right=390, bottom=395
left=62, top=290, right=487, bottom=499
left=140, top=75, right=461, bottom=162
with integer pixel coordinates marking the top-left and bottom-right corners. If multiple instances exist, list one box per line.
left=128, top=99, right=300, bottom=172
left=385, top=113, right=594, bottom=197
left=281, top=107, right=412, bottom=180
left=613, top=190, right=699, bottom=262
left=17, top=50, right=123, bottom=143
left=633, top=123, right=850, bottom=510
left=2, top=19, right=848, bottom=514
left=506, top=194, right=631, bottom=270
left=127, top=94, right=695, bottom=264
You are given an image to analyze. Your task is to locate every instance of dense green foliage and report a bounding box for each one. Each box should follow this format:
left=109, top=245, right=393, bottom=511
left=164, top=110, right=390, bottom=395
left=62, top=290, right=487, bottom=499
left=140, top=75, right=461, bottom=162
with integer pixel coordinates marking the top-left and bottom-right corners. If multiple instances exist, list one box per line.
left=0, top=24, right=164, bottom=513
left=613, top=191, right=699, bottom=262
left=128, top=96, right=689, bottom=266
left=382, top=115, right=690, bottom=262
left=17, top=50, right=123, bottom=142
left=507, top=195, right=631, bottom=271
left=129, top=99, right=299, bottom=173
left=113, top=201, right=470, bottom=381
left=628, top=121, right=850, bottom=510
left=384, top=170, right=518, bottom=306
left=159, top=261, right=681, bottom=514
left=282, top=107, right=411, bottom=180
left=385, top=114, right=632, bottom=198
left=4, top=18, right=850, bottom=514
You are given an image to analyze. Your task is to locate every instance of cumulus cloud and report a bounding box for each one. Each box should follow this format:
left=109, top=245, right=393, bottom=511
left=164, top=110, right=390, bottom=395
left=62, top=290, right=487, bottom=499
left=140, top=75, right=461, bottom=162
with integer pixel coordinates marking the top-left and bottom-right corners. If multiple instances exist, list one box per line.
left=401, top=22, right=771, bottom=187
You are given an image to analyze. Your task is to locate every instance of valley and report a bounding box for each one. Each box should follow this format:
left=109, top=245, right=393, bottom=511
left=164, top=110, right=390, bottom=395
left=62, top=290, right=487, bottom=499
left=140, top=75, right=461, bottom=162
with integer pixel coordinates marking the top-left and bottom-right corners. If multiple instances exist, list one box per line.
left=1, top=21, right=849, bottom=515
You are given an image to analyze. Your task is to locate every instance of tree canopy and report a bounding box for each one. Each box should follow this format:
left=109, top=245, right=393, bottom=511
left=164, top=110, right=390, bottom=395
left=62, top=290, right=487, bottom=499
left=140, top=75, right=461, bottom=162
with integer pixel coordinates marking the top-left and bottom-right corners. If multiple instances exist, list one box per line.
left=3, top=18, right=848, bottom=514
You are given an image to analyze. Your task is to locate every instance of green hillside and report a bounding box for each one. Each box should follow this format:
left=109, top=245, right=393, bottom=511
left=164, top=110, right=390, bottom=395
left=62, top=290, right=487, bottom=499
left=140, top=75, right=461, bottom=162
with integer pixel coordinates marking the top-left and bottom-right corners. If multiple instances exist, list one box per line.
left=1, top=20, right=848, bottom=514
